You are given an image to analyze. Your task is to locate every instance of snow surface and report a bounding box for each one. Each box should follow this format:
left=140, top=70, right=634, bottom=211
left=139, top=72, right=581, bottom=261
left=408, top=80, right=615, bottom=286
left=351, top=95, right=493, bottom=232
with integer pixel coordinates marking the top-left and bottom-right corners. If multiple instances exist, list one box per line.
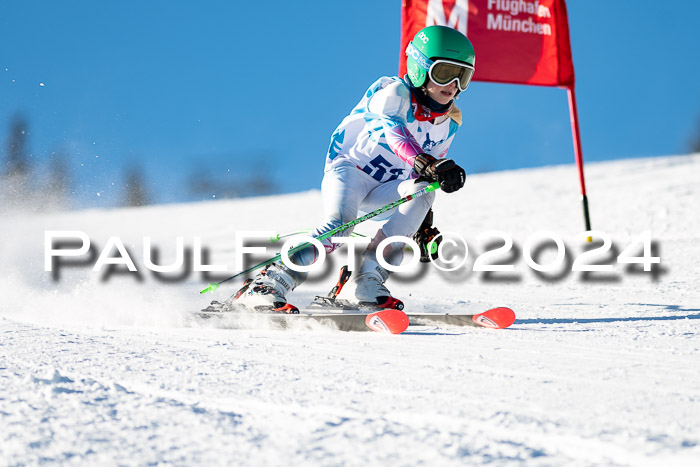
left=1, top=154, right=699, bottom=466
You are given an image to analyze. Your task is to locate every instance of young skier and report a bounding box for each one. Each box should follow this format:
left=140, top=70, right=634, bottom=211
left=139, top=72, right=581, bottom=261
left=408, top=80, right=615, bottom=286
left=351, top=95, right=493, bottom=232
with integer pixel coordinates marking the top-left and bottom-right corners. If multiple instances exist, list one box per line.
left=231, top=25, right=476, bottom=313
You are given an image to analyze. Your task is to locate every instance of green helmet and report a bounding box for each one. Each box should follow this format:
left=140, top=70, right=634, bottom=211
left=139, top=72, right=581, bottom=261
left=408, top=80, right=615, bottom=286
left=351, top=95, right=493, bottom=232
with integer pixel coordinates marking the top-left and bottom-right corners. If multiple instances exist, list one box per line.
left=406, top=25, right=476, bottom=90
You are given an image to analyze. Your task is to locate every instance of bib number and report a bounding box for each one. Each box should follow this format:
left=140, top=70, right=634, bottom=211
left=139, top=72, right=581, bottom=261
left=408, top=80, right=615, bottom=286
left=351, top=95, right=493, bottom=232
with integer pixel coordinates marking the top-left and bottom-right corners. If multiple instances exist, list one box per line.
left=361, top=155, right=404, bottom=182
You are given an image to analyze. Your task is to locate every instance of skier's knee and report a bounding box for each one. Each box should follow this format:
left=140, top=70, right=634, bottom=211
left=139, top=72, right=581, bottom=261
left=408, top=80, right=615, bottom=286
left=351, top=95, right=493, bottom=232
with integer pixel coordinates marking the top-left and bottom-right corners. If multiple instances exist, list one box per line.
left=400, top=181, right=436, bottom=207
left=410, top=187, right=436, bottom=212
left=421, top=189, right=436, bottom=207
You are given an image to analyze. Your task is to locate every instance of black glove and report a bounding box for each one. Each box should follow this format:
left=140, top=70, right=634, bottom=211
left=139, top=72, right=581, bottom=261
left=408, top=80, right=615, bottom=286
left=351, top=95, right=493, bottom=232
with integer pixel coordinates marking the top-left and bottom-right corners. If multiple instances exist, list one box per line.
left=413, top=153, right=465, bottom=193
left=413, top=208, right=441, bottom=263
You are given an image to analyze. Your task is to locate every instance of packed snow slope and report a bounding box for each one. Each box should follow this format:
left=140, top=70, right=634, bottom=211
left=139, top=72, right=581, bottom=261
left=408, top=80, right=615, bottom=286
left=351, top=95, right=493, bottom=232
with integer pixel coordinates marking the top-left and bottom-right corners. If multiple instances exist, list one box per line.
left=1, top=154, right=699, bottom=466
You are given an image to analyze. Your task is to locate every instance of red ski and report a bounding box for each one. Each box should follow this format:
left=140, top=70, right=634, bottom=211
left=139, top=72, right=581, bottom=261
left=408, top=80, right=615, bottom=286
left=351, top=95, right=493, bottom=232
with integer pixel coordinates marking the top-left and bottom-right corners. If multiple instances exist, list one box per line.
left=197, top=264, right=515, bottom=333
left=194, top=308, right=411, bottom=334
left=471, top=307, right=516, bottom=329
left=365, top=309, right=410, bottom=334
left=408, top=307, right=516, bottom=329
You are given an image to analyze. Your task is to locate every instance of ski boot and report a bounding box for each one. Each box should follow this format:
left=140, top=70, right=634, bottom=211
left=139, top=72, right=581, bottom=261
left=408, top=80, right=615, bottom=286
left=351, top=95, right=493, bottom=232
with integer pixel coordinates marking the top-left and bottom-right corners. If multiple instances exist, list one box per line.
left=226, top=263, right=300, bottom=314
left=354, top=251, right=404, bottom=310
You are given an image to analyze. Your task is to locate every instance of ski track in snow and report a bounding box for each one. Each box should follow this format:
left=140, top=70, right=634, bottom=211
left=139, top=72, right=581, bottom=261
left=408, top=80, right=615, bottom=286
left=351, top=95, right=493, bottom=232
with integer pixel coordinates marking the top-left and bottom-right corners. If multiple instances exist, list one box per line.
left=1, top=154, right=699, bottom=466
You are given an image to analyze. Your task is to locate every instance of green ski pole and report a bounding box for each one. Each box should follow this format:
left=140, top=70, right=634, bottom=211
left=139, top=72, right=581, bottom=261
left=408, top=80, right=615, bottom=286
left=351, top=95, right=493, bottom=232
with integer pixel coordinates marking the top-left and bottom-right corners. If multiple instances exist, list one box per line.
left=200, top=181, right=440, bottom=294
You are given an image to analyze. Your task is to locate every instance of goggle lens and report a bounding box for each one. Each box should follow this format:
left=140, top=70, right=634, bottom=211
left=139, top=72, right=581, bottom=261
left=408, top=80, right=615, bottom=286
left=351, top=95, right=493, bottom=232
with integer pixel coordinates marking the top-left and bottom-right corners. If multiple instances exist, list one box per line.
left=429, top=61, right=474, bottom=91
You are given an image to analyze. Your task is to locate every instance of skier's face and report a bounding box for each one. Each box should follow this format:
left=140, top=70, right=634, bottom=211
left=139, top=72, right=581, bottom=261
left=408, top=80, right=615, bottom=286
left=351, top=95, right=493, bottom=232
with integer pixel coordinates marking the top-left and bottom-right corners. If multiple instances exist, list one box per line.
left=425, top=79, right=457, bottom=105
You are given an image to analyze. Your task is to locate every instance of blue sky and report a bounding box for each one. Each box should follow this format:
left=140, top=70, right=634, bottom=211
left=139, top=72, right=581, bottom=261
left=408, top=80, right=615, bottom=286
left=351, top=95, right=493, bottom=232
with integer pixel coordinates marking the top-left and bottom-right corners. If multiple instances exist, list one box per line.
left=2, top=1, right=699, bottom=207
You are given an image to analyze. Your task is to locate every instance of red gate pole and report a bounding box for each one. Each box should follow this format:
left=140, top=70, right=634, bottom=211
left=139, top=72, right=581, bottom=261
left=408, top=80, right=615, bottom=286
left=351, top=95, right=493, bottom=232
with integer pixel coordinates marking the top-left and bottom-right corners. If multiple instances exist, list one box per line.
left=567, top=85, right=592, bottom=239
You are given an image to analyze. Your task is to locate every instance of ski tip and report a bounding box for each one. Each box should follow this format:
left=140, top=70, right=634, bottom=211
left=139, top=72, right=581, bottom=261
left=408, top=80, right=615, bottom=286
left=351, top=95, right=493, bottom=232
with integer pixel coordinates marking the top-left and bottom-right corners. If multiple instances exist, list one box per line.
left=365, top=309, right=410, bottom=334
left=472, top=307, right=516, bottom=329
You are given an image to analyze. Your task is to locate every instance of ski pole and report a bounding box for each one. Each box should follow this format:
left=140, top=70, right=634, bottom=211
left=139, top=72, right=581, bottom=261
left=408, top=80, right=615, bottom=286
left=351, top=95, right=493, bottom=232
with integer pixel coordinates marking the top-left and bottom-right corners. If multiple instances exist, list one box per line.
left=200, top=181, right=440, bottom=294
left=269, top=230, right=367, bottom=243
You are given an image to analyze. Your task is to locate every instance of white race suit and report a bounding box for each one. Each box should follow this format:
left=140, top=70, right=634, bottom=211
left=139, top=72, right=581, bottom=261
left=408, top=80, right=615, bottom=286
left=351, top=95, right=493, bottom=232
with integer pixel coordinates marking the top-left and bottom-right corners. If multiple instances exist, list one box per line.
left=290, top=75, right=463, bottom=284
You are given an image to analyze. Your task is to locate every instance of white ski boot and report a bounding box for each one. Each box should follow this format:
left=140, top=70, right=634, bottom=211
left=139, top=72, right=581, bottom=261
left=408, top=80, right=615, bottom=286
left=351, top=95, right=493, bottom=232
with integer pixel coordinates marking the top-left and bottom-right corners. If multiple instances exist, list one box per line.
left=229, top=263, right=300, bottom=314
left=354, top=251, right=404, bottom=310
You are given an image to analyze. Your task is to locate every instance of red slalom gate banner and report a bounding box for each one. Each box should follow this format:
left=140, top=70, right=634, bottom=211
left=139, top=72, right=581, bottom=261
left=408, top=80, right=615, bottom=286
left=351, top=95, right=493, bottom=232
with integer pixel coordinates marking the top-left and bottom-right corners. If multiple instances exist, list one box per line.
left=400, top=0, right=574, bottom=86
left=400, top=0, right=592, bottom=233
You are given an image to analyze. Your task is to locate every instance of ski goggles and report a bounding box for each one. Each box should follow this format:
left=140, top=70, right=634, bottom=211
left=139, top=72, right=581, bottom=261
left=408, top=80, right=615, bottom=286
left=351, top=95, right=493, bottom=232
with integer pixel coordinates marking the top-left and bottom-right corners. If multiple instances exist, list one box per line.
left=406, top=41, right=475, bottom=91
left=428, top=60, right=474, bottom=91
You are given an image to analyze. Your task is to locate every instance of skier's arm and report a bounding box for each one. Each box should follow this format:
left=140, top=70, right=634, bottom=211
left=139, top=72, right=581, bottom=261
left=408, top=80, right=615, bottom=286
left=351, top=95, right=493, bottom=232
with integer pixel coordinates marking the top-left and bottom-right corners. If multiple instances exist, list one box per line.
left=367, top=82, right=424, bottom=166
left=382, top=119, right=424, bottom=166
left=367, top=80, right=465, bottom=193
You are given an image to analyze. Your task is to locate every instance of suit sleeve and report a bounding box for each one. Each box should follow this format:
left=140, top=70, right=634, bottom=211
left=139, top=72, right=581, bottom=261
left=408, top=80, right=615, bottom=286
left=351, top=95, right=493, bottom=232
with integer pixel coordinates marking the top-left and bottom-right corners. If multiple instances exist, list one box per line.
left=367, top=81, right=423, bottom=167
